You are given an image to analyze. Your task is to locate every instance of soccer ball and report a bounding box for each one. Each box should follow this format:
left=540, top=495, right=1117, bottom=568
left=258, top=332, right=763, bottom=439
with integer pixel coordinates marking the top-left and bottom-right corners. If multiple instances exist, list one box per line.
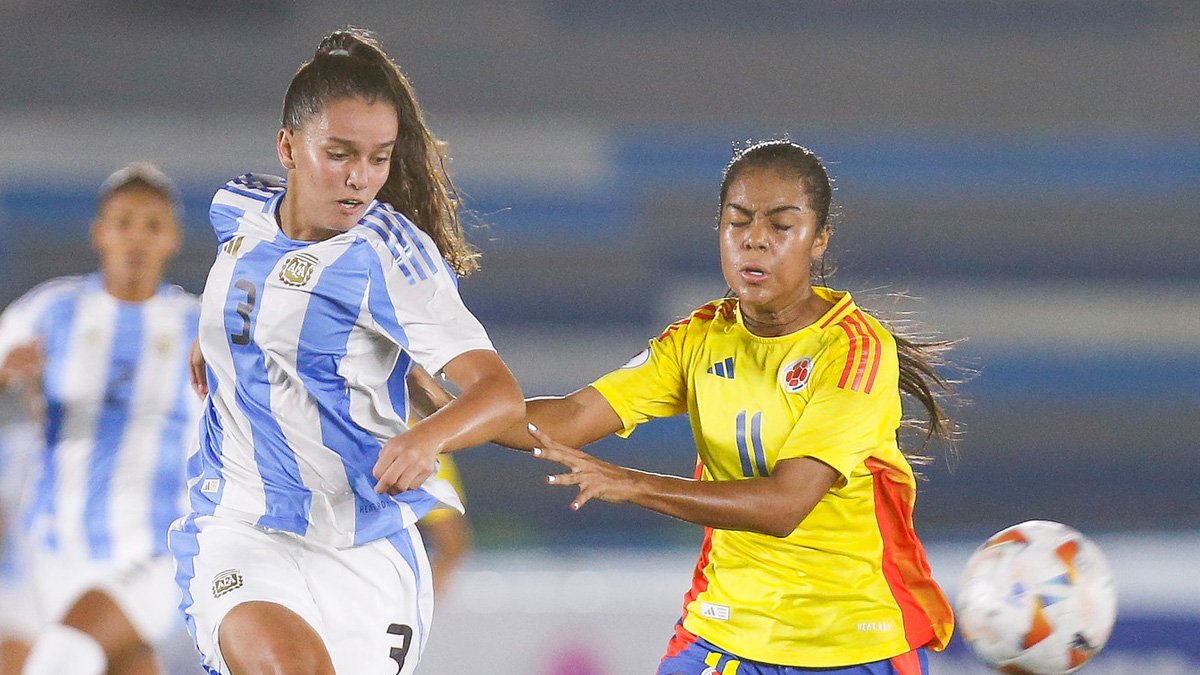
left=956, top=520, right=1117, bottom=674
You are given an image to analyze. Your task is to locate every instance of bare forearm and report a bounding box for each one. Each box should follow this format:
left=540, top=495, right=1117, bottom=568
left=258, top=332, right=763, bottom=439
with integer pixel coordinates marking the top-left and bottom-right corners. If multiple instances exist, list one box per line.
left=417, top=374, right=524, bottom=453
left=620, top=470, right=806, bottom=537
left=492, top=396, right=580, bottom=450
left=537, top=441, right=839, bottom=538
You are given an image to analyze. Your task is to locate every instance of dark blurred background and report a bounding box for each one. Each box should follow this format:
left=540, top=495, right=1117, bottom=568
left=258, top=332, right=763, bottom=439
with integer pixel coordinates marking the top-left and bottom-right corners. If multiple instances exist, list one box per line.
left=0, top=2, right=1196, bottom=672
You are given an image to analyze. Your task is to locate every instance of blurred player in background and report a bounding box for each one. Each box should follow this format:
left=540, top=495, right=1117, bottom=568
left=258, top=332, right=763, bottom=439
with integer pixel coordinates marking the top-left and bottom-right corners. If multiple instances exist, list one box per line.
left=169, top=27, right=523, bottom=675
left=420, top=140, right=958, bottom=674
left=0, top=163, right=201, bottom=675
left=416, top=455, right=472, bottom=596
left=0, top=419, right=39, bottom=675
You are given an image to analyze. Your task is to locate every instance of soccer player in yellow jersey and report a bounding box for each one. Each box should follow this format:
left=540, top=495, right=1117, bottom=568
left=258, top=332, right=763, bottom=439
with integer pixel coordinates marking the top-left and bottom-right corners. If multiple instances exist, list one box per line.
left=414, top=140, right=957, bottom=674
left=417, top=455, right=473, bottom=596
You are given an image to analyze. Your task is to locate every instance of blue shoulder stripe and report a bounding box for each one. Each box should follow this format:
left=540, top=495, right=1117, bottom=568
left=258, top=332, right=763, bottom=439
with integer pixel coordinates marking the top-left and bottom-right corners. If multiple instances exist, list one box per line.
left=359, top=214, right=419, bottom=285
left=378, top=211, right=431, bottom=281
left=385, top=209, right=440, bottom=276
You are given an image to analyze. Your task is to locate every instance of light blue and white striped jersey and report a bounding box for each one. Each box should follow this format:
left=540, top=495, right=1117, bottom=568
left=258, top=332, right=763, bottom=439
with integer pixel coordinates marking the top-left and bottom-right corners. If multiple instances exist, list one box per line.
left=0, top=420, right=39, bottom=583
left=0, top=275, right=201, bottom=563
left=192, top=174, right=491, bottom=548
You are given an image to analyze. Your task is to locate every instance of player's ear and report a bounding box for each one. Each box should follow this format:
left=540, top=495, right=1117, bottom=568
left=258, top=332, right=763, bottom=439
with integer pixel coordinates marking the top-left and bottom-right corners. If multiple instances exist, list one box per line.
left=810, top=224, right=830, bottom=258
left=277, top=128, right=297, bottom=171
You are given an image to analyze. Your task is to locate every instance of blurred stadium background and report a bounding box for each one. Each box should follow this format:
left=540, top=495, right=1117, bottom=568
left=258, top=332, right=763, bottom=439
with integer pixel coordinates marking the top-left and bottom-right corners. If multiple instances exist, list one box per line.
left=0, top=2, right=1196, bottom=672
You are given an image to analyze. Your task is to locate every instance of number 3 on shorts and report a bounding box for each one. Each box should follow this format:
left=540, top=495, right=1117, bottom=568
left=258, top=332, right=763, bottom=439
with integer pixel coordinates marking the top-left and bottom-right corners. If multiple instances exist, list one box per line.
left=386, top=623, right=413, bottom=673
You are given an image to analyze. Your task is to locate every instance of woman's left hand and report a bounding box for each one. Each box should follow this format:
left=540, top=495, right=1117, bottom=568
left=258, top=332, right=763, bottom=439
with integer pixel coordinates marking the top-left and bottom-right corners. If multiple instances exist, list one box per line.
left=528, top=425, right=637, bottom=511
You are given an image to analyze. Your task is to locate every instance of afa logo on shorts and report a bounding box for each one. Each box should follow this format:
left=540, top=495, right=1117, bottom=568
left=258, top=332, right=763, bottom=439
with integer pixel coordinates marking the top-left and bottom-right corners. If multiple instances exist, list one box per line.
left=212, top=569, right=244, bottom=598
left=779, top=357, right=813, bottom=393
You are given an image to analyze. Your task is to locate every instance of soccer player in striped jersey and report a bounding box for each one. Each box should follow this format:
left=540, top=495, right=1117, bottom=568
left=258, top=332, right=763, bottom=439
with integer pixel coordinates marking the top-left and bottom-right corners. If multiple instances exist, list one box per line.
left=0, top=163, right=200, bottom=675
left=168, top=28, right=523, bottom=675
left=421, top=141, right=958, bottom=674
left=0, top=420, right=39, bottom=675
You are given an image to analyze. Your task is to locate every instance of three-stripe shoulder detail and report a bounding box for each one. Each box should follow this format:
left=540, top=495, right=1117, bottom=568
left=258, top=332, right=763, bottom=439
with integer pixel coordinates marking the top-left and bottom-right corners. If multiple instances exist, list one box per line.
left=834, top=309, right=885, bottom=394
left=222, top=173, right=286, bottom=203
left=357, top=206, right=442, bottom=286
left=654, top=299, right=733, bottom=342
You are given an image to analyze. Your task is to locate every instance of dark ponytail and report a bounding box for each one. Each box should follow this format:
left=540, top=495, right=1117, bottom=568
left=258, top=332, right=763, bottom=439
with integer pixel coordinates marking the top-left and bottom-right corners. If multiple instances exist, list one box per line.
left=721, top=139, right=961, bottom=459
left=282, top=27, right=479, bottom=275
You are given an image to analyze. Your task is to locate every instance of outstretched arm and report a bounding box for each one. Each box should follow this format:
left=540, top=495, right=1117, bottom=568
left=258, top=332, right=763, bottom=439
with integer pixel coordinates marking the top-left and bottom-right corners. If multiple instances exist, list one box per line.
left=529, top=426, right=838, bottom=538
left=374, top=350, right=524, bottom=494
left=407, top=367, right=624, bottom=452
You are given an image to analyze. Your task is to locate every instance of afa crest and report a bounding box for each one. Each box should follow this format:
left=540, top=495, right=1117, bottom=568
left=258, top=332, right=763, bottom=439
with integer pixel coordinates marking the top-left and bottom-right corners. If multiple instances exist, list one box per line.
left=212, top=568, right=244, bottom=598
left=779, top=357, right=813, bottom=393
left=279, top=252, right=320, bottom=287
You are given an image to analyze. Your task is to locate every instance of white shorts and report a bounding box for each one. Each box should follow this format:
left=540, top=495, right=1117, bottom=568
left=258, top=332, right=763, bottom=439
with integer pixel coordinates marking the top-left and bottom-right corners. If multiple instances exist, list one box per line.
left=28, top=547, right=181, bottom=644
left=169, top=514, right=433, bottom=675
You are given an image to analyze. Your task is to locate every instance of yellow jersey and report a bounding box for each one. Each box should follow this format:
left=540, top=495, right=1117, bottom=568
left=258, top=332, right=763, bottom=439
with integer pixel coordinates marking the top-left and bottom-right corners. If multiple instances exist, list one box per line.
left=590, top=288, right=953, bottom=667
left=421, top=455, right=466, bottom=525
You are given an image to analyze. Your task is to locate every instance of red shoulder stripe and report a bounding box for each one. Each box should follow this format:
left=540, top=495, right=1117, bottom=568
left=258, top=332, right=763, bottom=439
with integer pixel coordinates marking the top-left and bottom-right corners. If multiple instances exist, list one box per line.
left=658, top=301, right=725, bottom=341
left=844, top=314, right=872, bottom=391
left=819, top=294, right=855, bottom=328
left=854, top=310, right=884, bottom=394
left=655, top=318, right=690, bottom=341
left=837, top=321, right=859, bottom=388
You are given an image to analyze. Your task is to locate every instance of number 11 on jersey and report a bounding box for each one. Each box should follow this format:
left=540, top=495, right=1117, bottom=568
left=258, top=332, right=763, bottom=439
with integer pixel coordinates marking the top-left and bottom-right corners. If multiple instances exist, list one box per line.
left=735, top=410, right=768, bottom=478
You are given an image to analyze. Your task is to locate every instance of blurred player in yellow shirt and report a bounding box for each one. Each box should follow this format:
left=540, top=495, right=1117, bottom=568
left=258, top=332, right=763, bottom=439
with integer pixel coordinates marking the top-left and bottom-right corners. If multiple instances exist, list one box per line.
left=417, top=455, right=472, bottom=596
left=417, top=140, right=959, bottom=674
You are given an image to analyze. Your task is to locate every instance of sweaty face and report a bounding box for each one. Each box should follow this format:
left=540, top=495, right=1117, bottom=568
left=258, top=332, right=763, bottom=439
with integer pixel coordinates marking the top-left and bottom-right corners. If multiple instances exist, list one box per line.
left=278, top=96, right=399, bottom=237
left=92, top=188, right=180, bottom=291
left=718, top=167, right=829, bottom=318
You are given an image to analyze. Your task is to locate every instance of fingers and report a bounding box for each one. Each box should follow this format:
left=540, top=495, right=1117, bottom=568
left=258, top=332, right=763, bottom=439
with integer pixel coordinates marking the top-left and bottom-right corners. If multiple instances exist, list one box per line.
left=544, top=472, right=593, bottom=511
left=188, top=340, right=208, bottom=398
left=372, top=440, right=437, bottom=494
left=373, top=460, right=435, bottom=495
left=527, top=423, right=557, bottom=450
left=190, top=361, right=208, bottom=399
left=528, top=424, right=584, bottom=466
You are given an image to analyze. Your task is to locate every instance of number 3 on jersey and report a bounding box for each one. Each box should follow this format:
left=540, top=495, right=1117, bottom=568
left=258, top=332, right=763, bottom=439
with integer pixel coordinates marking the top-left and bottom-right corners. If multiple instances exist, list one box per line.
left=230, top=278, right=257, bottom=346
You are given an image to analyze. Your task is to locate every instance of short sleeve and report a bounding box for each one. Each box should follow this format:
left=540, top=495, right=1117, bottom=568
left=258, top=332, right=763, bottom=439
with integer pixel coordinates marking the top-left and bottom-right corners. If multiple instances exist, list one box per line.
left=210, top=174, right=286, bottom=244
left=363, top=232, right=493, bottom=376
left=590, top=321, right=691, bottom=438
left=777, top=329, right=902, bottom=485
left=0, top=279, right=74, bottom=366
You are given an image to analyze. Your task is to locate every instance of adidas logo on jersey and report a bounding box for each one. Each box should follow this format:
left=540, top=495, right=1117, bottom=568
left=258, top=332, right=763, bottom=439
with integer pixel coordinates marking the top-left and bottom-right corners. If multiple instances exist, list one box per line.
left=707, top=357, right=735, bottom=379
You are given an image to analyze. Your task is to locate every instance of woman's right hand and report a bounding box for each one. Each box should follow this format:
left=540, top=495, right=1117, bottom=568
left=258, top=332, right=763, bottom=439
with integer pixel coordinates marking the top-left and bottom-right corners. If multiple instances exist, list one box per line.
left=373, top=427, right=441, bottom=495
left=189, top=339, right=209, bottom=399
left=0, top=341, right=44, bottom=390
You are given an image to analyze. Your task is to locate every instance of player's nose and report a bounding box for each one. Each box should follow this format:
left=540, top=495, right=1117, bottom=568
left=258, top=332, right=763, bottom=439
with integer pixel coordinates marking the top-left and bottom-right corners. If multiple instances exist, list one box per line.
left=346, top=160, right=369, bottom=191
